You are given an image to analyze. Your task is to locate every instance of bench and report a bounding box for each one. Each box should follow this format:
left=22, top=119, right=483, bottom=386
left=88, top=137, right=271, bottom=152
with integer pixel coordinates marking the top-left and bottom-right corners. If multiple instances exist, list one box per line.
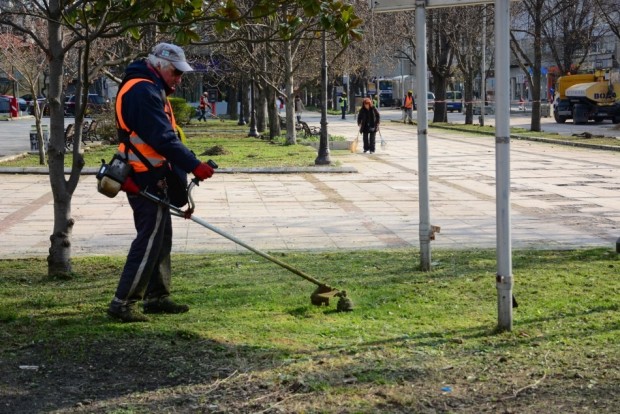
left=299, top=121, right=320, bottom=138
left=279, top=116, right=307, bottom=132
left=82, top=119, right=98, bottom=142
left=64, top=123, right=75, bottom=149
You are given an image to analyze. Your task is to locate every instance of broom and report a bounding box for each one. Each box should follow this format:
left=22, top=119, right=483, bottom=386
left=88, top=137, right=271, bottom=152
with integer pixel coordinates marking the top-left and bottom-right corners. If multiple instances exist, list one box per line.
left=350, top=131, right=359, bottom=153
left=379, top=127, right=387, bottom=148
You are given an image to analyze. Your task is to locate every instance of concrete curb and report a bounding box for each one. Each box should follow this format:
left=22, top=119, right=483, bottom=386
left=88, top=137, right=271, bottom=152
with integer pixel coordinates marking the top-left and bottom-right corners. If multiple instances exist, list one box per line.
left=388, top=119, right=620, bottom=152
left=0, top=163, right=358, bottom=175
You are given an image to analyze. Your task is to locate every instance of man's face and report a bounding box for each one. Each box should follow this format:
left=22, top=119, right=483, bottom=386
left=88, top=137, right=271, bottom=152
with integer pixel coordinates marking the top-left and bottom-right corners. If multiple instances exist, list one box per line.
left=160, top=63, right=184, bottom=92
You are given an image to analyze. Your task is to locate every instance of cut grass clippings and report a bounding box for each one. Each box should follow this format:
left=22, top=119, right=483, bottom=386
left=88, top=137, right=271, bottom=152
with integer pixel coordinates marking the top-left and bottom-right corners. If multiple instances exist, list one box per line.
left=1, top=248, right=618, bottom=413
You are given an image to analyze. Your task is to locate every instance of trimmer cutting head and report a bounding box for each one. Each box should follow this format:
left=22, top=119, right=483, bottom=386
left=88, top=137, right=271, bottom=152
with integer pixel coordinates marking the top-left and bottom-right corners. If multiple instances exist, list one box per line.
left=311, top=285, right=354, bottom=312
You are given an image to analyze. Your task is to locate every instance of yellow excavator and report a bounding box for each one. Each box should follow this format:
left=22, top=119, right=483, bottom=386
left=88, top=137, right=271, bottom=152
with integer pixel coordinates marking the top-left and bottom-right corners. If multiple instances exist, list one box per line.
left=553, top=69, right=620, bottom=124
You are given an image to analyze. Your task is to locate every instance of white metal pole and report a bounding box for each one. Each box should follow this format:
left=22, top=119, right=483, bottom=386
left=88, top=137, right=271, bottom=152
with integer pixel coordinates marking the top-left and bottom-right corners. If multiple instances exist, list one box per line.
left=481, top=10, right=486, bottom=126
left=495, top=0, right=513, bottom=331
left=416, top=1, right=431, bottom=271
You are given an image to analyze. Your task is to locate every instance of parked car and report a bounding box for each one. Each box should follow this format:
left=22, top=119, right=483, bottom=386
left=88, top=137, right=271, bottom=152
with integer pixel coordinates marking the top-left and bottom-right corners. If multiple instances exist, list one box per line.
left=0, top=95, right=28, bottom=113
left=0, top=95, right=9, bottom=113
left=17, top=97, right=27, bottom=111
left=64, top=94, right=108, bottom=116
left=21, top=94, right=47, bottom=115
left=446, top=90, right=463, bottom=112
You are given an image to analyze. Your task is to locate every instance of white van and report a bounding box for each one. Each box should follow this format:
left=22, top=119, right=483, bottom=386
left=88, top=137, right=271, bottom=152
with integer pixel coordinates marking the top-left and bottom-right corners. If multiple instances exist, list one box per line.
left=427, top=92, right=436, bottom=111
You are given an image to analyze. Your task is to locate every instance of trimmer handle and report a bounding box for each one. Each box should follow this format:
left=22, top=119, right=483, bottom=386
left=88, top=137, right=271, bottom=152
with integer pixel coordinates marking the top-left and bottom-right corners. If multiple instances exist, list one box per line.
left=186, top=159, right=218, bottom=216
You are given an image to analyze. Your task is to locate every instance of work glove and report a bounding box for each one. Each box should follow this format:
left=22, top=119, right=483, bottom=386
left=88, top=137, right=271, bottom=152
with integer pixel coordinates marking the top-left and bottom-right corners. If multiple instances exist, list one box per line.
left=193, top=162, right=215, bottom=181
left=121, top=176, right=140, bottom=194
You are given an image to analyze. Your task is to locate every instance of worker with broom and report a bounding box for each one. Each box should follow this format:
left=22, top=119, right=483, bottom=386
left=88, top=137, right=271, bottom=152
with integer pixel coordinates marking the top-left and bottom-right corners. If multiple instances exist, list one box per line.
left=106, top=43, right=215, bottom=323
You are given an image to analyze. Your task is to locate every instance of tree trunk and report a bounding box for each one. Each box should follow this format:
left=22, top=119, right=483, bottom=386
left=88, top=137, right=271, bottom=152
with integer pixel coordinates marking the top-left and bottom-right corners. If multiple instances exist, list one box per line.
left=530, top=69, right=542, bottom=131
left=266, top=87, right=280, bottom=139
left=530, top=14, right=543, bottom=132
left=284, top=39, right=296, bottom=145
left=32, top=88, right=47, bottom=166
left=241, top=78, right=250, bottom=124
left=47, top=0, right=84, bottom=278
left=464, top=74, right=474, bottom=125
left=432, top=75, right=448, bottom=123
left=227, top=83, right=238, bottom=121
left=47, top=0, right=76, bottom=278
left=256, top=81, right=266, bottom=134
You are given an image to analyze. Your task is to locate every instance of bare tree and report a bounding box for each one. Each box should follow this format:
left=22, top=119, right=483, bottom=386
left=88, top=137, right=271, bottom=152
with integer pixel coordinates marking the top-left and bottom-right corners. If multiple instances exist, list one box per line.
left=0, top=25, right=48, bottom=164
left=428, top=10, right=456, bottom=123
left=595, top=0, right=620, bottom=40
left=511, top=0, right=602, bottom=131
left=445, top=6, right=492, bottom=125
left=543, top=0, right=604, bottom=74
left=0, top=0, right=206, bottom=277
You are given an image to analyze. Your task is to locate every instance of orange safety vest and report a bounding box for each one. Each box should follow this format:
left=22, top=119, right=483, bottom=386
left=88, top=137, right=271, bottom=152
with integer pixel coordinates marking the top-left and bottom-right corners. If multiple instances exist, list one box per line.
left=404, top=95, right=414, bottom=109
left=116, top=78, right=178, bottom=173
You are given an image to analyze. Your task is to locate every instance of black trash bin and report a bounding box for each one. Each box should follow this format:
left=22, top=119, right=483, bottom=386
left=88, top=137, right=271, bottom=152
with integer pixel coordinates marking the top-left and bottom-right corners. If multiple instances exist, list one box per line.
left=29, top=125, right=49, bottom=151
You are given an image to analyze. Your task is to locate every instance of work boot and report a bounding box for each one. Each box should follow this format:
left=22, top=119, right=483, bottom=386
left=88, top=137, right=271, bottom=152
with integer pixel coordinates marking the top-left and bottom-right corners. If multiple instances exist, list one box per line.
left=107, top=302, right=149, bottom=323
left=143, top=297, right=189, bottom=314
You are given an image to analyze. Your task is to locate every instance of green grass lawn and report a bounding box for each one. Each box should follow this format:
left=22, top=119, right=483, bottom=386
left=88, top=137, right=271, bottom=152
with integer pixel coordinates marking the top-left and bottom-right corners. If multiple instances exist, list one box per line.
left=1, top=248, right=618, bottom=412
left=0, top=120, right=348, bottom=168
left=1, top=117, right=618, bottom=412
left=430, top=121, right=620, bottom=147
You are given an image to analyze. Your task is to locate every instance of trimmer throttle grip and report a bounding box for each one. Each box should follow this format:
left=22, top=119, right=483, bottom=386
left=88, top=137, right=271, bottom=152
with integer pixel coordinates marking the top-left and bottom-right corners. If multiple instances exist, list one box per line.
left=191, top=159, right=218, bottom=186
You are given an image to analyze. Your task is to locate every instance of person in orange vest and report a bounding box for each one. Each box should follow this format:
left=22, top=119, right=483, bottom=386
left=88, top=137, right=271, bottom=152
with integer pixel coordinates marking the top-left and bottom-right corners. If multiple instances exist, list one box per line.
left=197, top=91, right=208, bottom=121
left=107, top=43, right=215, bottom=323
left=402, top=90, right=415, bottom=124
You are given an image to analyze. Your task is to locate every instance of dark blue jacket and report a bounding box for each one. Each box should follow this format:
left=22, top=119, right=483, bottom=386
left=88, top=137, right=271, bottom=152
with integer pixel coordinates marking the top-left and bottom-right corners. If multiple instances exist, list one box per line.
left=118, top=59, right=199, bottom=184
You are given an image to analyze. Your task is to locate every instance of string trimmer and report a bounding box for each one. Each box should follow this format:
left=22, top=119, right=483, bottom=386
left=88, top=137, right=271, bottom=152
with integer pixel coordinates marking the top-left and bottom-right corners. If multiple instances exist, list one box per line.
left=140, top=162, right=353, bottom=312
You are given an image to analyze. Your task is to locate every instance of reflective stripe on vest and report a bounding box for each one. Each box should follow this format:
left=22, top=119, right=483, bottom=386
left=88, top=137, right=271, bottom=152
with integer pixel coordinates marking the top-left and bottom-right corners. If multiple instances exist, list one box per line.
left=116, top=78, right=178, bottom=173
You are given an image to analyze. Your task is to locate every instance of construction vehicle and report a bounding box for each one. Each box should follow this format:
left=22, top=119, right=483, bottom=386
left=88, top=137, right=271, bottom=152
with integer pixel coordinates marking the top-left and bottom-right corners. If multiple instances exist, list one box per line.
left=553, top=69, right=620, bottom=124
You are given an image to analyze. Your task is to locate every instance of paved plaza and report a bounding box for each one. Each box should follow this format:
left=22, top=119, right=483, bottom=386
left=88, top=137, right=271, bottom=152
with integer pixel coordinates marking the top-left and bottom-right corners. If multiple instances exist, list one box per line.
left=0, top=110, right=619, bottom=259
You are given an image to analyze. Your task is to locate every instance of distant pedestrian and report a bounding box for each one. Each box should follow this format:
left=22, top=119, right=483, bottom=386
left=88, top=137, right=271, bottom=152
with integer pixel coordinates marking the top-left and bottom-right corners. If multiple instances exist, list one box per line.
left=357, top=97, right=380, bottom=154
left=339, top=92, right=348, bottom=119
left=294, top=95, right=304, bottom=123
left=402, top=90, right=415, bottom=124
left=197, top=92, right=208, bottom=122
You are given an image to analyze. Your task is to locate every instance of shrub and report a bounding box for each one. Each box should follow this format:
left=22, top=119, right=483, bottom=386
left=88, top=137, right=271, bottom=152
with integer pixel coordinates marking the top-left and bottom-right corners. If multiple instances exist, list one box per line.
left=169, top=97, right=194, bottom=125
left=92, top=110, right=117, bottom=144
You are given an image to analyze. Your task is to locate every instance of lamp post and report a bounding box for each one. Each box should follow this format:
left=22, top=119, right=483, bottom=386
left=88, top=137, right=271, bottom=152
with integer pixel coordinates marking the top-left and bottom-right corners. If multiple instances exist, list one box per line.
left=315, top=30, right=331, bottom=165
left=480, top=10, right=486, bottom=126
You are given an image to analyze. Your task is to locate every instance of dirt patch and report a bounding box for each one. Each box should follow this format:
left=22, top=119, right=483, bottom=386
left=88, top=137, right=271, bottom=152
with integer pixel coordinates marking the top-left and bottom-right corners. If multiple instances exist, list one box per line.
left=200, top=145, right=230, bottom=156
left=2, top=335, right=618, bottom=413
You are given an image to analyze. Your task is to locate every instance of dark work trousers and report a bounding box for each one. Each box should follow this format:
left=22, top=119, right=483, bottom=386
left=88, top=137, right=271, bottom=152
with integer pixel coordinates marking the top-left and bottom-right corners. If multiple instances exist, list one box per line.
left=341, top=106, right=346, bottom=119
left=113, top=193, right=173, bottom=305
left=363, top=130, right=376, bottom=153
left=197, top=107, right=207, bottom=122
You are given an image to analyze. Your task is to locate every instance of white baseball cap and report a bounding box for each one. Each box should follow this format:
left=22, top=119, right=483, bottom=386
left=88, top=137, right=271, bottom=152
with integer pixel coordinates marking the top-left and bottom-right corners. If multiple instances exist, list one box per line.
left=151, top=43, right=193, bottom=72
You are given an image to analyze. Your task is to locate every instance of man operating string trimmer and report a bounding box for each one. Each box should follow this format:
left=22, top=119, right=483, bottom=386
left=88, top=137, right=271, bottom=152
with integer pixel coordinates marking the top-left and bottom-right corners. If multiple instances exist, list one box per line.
left=106, top=43, right=214, bottom=323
